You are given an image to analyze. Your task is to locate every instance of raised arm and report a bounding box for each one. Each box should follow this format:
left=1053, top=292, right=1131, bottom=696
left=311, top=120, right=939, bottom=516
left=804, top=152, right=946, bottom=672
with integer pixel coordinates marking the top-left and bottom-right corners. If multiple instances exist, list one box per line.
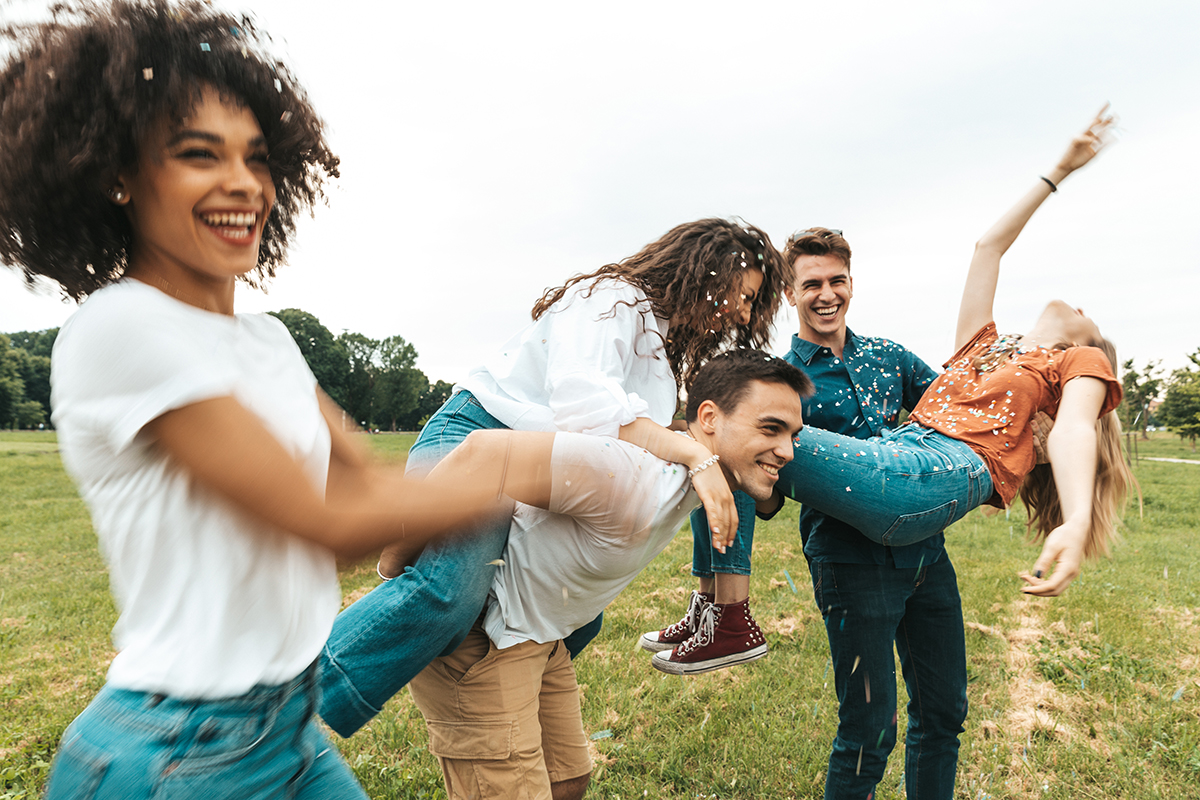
left=955, top=106, right=1116, bottom=350
left=1020, top=376, right=1108, bottom=596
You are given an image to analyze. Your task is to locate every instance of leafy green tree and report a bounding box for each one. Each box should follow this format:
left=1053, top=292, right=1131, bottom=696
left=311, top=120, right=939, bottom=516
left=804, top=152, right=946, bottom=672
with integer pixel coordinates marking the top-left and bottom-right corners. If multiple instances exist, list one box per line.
left=370, top=335, right=426, bottom=431
left=268, top=309, right=350, bottom=407
left=415, top=380, right=455, bottom=428
left=7, top=328, right=58, bottom=359
left=13, top=399, right=45, bottom=429
left=1159, top=349, right=1200, bottom=451
left=337, top=332, right=380, bottom=428
left=1118, top=358, right=1162, bottom=439
left=16, top=351, right=51, bottom=423
left=0, top=334, right=27, bottom=429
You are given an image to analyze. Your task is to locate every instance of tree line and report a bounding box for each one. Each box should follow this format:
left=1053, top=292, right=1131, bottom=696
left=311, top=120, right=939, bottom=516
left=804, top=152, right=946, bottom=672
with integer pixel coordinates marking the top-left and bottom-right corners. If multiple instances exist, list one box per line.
left=1, top=309, right=452, bottom=432
left=0, top=328, right=54, bottom=429
left=1119, top=347, right=1200, bottom=450
left=6, top=318, right=1199, bottom=446
left=267, top=309, right=452, bottom=432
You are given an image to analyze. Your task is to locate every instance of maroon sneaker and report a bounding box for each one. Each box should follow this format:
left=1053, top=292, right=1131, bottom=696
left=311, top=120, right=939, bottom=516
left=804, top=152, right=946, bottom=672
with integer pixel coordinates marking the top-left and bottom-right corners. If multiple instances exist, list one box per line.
left=651, top=598, right=768, bottom=674
left=638, top=591, right=714, bottom=653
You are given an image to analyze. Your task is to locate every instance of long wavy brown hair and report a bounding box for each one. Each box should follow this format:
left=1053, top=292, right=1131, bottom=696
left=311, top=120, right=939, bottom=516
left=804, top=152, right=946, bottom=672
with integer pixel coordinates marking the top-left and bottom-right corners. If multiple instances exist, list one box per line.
left=531, top=218, right=787, bottom=391
left=1018, top=337, right=1137, bottom=561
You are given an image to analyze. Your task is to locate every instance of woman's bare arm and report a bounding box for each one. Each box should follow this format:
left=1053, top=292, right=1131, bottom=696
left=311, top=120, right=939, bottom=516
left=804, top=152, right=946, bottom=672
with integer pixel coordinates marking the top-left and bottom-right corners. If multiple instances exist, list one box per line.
left=1020, top=376, right=1107, bottom=596
left=955, top=107, right=1115, bottom=350
left=144, top=395, right=506, bottom=561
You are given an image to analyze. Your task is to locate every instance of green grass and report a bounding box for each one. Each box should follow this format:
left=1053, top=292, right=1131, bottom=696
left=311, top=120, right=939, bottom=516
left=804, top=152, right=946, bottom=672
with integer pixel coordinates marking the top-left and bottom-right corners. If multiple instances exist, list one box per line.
left=1126, top=430, right=1200, bottom=461
left=2, top=429, right=1199, bottom=798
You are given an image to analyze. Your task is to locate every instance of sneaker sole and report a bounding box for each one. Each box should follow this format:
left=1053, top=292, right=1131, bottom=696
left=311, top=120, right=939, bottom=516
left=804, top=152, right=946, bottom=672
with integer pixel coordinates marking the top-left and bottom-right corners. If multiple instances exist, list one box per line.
left=638, top=633, right=681, bottom=653
left=650, top=644, right=769, bottom=675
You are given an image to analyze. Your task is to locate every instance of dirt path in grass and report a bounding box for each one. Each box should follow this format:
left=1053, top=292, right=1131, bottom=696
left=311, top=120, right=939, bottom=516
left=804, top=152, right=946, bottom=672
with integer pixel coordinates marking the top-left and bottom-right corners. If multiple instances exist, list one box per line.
left=966, top=597, right=1110, bottom=798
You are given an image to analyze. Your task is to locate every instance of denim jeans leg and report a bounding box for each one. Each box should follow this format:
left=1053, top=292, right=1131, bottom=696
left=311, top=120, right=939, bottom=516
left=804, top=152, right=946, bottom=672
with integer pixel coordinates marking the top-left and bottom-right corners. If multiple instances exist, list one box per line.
left=319, top=392, right=513, bottom=738
left=896, top=558, right=967, bottom=800
left=811, top=560, right=907, bottom=800
left=689, top=491, right=755, bottom=578
left=781, top=426, right=990, bottom=547
left=293, top=720, right=370, bottom=799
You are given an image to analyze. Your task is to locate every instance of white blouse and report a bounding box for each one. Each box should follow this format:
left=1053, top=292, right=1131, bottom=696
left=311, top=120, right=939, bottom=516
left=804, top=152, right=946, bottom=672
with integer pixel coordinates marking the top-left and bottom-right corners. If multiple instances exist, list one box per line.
left=457, top=279, right=678, bottom=437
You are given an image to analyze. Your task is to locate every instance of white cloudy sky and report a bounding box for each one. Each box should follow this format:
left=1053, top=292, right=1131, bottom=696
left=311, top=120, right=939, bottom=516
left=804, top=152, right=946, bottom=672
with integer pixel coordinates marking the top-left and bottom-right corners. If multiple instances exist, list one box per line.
left=3, top=0, right=1198, bottom=381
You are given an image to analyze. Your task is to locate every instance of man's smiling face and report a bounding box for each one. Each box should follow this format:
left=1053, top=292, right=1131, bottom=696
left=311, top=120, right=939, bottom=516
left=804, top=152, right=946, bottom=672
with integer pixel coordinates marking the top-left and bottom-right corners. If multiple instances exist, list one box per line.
left=785, top=253, right=852, bottom=348
left=709, top=380, right=804, bottom=502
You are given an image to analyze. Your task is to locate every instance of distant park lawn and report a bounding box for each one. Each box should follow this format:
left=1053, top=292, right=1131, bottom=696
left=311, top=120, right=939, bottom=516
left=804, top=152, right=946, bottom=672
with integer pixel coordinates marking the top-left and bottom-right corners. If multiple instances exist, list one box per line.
left=2, top=430, right=1198, bottom=799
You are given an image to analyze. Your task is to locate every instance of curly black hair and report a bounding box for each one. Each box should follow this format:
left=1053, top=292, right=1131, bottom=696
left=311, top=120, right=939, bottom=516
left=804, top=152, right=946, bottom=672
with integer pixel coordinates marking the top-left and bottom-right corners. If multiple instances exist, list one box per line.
left=0, top=0, right=339, bottom=299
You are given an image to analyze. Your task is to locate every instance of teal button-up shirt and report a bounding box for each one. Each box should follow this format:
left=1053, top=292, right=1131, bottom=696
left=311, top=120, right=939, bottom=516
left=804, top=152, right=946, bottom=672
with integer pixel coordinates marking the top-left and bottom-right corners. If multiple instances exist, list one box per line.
left=784, top=329, right=941, bottom=567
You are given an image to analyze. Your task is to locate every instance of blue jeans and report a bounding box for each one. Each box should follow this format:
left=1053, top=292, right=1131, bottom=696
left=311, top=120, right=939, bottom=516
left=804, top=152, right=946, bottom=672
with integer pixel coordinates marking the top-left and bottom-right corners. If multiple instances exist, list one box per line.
left=318, top=391, right=601, bottom=737
left=45, top=663, right=365, bottom=800
left=690, top=491, right=756, bottom=577
left=319, top=391, right=513, bottom=737
left=778, top=424, right=992, bottom=547
left=811, top=555, right=967, bottom=800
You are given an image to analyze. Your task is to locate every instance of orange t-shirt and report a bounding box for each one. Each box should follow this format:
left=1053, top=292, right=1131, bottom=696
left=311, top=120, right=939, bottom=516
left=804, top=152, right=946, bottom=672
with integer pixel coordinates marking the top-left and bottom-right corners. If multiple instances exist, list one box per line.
left=909, top=323, right=1122, bottom=506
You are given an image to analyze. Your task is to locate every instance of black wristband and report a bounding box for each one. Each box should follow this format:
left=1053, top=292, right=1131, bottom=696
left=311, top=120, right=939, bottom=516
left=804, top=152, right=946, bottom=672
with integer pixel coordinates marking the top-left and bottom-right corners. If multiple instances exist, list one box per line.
left=1040, top=176, right=1058, bottom=192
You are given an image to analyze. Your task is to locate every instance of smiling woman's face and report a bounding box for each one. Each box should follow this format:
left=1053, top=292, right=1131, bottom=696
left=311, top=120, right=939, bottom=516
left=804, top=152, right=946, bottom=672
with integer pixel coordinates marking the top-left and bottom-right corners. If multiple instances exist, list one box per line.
left=119, top=86, right=275, bottom=293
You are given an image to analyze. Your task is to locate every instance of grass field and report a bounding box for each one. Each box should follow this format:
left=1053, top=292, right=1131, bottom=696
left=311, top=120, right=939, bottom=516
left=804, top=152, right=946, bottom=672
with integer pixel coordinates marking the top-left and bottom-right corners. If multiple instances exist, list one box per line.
left=2, top=430, right=1198, bottom=799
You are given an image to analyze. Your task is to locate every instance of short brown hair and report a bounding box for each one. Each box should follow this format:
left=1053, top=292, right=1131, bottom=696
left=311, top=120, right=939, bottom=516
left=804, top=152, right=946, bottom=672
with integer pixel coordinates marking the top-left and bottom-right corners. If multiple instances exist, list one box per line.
left=783, top=228, right=852, bottom=273
left=684, top=349, right=813, bottom=422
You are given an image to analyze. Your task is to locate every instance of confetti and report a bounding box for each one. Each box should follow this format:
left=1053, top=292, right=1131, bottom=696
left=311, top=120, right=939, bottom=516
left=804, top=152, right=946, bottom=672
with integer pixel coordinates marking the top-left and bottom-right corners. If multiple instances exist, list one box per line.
left=782, top=568, right=797, bottom=593
left=590, top=729, right=613, bottom=740
left=199, top=42, right=211, bottom=51
left=142, top=67, right=153, bottom=80
left=487, top=559, right=506, bottom=566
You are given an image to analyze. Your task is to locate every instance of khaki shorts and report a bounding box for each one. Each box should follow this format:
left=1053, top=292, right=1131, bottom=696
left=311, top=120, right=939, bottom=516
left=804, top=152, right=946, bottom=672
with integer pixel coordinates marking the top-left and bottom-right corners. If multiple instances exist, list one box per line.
left=408, top=621, right=592, bottom=799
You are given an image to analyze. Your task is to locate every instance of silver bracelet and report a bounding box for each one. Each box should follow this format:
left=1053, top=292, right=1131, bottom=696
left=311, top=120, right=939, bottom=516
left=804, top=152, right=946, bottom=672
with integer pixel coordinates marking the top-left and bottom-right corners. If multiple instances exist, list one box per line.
left=687, top=453, right=720, bottom=478
left=377, top=562, right=394, bottom=582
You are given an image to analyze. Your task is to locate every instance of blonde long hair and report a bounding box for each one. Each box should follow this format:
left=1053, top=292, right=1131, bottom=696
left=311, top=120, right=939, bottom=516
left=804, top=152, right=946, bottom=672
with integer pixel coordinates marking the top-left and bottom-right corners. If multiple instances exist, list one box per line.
left=1017, top=338, right=1137, bottom=561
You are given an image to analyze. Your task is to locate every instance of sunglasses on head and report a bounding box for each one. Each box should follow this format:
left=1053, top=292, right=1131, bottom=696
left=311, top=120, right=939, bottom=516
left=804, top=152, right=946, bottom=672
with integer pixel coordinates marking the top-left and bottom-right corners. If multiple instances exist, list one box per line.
left=792, top=228, right=843, bottom=239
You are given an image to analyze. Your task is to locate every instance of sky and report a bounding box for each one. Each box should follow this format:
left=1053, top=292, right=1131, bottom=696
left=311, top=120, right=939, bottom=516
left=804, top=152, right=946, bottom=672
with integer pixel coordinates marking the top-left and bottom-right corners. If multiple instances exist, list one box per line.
left=2, top=0, right=1198, bottom=383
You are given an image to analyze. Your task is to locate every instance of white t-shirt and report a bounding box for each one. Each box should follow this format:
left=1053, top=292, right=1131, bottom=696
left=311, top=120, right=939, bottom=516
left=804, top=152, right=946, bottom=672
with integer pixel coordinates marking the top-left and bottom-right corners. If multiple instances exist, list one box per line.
left=457, top=279, right=677, bottom=437
left=51, top=281, right=340, bottom=698
left=484, top=432, right=697, bottom=649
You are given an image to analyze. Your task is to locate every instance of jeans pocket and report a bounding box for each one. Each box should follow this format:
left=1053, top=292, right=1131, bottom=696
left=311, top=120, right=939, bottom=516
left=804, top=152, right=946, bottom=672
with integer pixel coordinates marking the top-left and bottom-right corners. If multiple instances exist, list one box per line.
left=155, top=710, right=274, bottom=792
left=44, top=732, right=111, bottom=800
left=880, top=499, right=958, bottom=547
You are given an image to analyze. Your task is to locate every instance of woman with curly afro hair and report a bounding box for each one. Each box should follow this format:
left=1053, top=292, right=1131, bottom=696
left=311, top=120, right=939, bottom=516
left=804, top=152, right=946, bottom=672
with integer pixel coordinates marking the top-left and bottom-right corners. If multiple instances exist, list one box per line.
left=322, top=221, right=790, bottom=738
left=1, top=2, right=511, bottom=797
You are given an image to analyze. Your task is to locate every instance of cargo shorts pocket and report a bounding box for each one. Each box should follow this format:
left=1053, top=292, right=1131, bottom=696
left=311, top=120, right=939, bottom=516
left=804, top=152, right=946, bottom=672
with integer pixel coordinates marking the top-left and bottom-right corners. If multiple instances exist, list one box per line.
left=425, top=720, right=514, bottom=760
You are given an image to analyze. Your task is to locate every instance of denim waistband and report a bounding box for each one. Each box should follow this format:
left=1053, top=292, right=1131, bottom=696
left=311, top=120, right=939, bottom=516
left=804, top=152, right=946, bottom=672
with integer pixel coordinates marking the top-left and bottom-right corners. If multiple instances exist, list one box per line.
left=887, top=423, right=987, bottom=471
left=94, top=661, right=318, bottom=737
